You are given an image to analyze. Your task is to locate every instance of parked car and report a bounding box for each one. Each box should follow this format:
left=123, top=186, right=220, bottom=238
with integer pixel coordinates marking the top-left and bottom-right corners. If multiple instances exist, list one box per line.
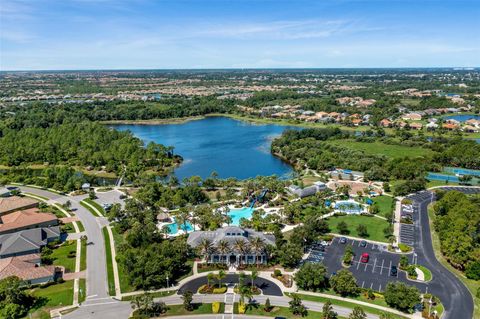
left=390, top=265, right=398, bottom=277
left=360, top=253, right=369, bottom=263
left=360, top=240, right=367, bottom=247
left=340, top=237, right=347, bottom=244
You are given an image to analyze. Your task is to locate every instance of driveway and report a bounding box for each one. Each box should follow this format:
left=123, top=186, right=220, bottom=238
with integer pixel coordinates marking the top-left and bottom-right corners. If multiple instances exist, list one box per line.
left=177, top=274, right=283, bottom=296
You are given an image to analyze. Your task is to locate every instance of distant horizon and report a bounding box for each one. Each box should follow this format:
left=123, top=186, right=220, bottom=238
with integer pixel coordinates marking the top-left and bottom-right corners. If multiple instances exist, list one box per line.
left=1, top=66, right=479, bottom=73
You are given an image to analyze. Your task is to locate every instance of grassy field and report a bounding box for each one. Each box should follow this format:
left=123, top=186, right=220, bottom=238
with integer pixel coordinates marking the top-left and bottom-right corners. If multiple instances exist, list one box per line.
left=51, top=240, right=77, bottom=272
left=102, top=226, right=116, bottom=296
left=327, top=140, right=433, bottom=159
left=427, top=207, right=480, bottom=318
left=372, top=196, right=395, bottom=218
left=77, top=221, right=85, bottom=232
left=164, top=303, right=216, bottom=316
left=426, top=180, right=461, bottom=188
left=111, top=227, right=136, bottom=293
left=290, top=293, right=408, bottom=319
left=31, top=280, right=74, bottom=308
left=325, top=215, right=391, bottom=243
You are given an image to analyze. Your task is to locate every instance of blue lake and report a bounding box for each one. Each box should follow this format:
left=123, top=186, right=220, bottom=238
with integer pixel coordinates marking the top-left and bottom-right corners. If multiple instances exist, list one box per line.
left=111, top=117, right=297, bottom=180
left=443, top=114, right=480, bottom=122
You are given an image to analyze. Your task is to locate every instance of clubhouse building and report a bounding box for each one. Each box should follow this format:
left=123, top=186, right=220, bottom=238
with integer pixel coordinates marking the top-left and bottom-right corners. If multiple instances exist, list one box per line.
left=187, top=226, right=275, bottom=265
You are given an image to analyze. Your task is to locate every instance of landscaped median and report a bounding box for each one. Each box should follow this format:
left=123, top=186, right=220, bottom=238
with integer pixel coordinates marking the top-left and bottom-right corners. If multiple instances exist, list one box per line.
left=102, top=226, right=116, bottom=296
left=80, top=199, right=102, bottom=217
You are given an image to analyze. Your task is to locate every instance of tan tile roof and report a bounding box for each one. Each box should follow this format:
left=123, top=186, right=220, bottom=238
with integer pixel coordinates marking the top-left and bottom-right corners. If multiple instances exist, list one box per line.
left=0, top=253, right=55, bottom=280
left=0, top=196, right=38, bottom=215
left=0, top=208, right=57, bottom=233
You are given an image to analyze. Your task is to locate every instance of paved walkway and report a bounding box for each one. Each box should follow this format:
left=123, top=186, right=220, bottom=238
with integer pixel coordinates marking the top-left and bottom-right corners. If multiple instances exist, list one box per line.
left=393, top=196, right=402, bottom=246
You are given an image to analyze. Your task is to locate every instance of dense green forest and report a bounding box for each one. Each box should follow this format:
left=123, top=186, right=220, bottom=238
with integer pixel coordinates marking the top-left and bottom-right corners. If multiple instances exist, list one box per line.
left=433, top=191, right=480, bottom=279
left=271, top=127, right=480, bottom=195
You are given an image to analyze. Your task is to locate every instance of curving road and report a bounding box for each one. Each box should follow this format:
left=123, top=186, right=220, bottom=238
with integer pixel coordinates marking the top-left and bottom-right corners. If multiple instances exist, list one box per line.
left=407, top=187, right=479, bottom=319
left=12, top=186, right=113, bottom=305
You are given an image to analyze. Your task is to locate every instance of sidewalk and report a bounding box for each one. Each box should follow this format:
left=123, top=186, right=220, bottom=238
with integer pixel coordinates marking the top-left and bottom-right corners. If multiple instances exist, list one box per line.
left=393, top=197, right=402, bottom=246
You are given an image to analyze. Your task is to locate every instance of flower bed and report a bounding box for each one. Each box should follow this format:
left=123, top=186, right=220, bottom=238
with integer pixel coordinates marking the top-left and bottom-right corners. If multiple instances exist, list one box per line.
left=198, top=284, right=227, bottom=294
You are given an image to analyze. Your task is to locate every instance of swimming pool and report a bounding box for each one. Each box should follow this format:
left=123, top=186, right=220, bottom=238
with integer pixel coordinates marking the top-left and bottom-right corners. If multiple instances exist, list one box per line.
left=334, top=200, right=364, bottom=214
left=166, top=219, right=194, bottom=235
left=426, top=172, right=460, bottom=182
left=228, top=207, right=254, bottom=226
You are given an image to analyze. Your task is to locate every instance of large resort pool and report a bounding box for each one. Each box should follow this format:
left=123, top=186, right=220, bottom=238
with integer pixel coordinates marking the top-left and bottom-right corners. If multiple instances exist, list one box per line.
left=165, top=218, right=194, bottom=235
left=227, top=207, right=255, bottom=226
left=334, top=200, right=365, bottom=214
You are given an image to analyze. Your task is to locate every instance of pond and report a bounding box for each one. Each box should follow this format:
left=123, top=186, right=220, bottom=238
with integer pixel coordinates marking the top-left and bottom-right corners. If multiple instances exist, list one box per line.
left=443, top=114, right=480, bottom=122
left=111, top=116, right=297, bottom=180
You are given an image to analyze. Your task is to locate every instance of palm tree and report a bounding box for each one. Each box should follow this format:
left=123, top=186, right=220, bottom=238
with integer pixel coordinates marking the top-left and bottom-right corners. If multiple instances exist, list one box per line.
left=198, top=238, right=213, bottom=263
left=207, top=273, right=215, bottom=288
left=250, top=269, right=258, bottom=291
left=249, top=236, right=265, bottom=267
left=217, top=270, right=226, bottom=288
left=233, top=239, right=250, bottom=266
left=216, top=239, right=230, bottom=264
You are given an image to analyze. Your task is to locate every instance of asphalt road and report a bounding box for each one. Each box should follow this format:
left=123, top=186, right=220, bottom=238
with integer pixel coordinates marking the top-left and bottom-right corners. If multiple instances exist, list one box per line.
left=177, top=274, right=283, bottom=296
left=13, top=186, right=110, bottom=303
left=406, top=187, right=478, bottom=319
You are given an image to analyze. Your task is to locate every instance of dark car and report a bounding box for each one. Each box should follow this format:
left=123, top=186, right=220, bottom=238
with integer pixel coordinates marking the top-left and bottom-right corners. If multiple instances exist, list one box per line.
left=339, top=237, right=347, bottom=244
left=390, top=265, right=398, bottom=277
left=360, top=240, right=367, bottom=247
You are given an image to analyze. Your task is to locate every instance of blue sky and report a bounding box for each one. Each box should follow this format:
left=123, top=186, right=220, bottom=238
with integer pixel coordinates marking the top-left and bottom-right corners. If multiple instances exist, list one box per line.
left=1, top=0, right=479, bottom=70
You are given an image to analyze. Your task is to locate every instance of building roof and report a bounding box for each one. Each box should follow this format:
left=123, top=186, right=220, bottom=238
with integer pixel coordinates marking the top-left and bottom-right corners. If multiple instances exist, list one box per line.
left=0, top=208, right=57, bottom=234
left=187, top=226, right=275, bottom=252
left=0, top=227, right=60, bottom=257
left=0, top=196, right=38, bottom=215
left=0, top=253, right=55, bottom=281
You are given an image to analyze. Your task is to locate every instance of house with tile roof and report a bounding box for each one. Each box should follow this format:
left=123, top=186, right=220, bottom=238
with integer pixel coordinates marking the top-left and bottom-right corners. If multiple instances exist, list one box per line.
left=0, top=253, right=58, bottom=284
left=0, top=196, right=39, bottom=216
left=0, top=208, right=58, bottom=235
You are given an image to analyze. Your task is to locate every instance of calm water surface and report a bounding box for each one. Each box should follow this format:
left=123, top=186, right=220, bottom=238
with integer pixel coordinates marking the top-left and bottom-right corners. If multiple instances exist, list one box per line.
left=112, top=117, right=297, bottom=180
left=443, top=114, right=480, bottom=122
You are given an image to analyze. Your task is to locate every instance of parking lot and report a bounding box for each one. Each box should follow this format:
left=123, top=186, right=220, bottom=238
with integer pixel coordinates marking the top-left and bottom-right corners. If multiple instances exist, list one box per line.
left=319, top=237, right=426, bottom=292
left=399, top=201, right=418, bottom=246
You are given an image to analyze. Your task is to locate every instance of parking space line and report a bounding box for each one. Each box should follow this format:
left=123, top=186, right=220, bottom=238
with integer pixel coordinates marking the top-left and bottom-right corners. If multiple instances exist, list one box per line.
left=356, top=259, right=361, bottom=270
left=370, top=282, right=373, bottom=289
left=372, top=258, right=377, bottom=273
left=364, top=263, right=368, bottom=271
left=380, top=259, right=385, bottom=274
left=388, top=260, right=392, bottom=272
left=361, top=281, right=365, bottom=288
left=379, top=284, right=382, bottom=291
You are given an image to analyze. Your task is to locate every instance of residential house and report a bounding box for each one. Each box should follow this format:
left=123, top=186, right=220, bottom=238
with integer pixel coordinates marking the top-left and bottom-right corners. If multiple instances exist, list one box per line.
left=0, top=208, right=58, bottom=235
left=379, top=119, right=392, bottom=127
left=187, top=226, right=275, bottom=265
left=463, top=125, right=479, bottom=133
left=0, top=227, right=60, bottom=258
left=0, top=253, right=58, bottom=284
left=442, top=123, right=459, bottom=130
left=409, top=122, right=423, bottom=130
left=426, top=122, right=439, bottom=130
left=0, top=196, right=39, bottom=217
left=402, top=113, right=423, bottom=121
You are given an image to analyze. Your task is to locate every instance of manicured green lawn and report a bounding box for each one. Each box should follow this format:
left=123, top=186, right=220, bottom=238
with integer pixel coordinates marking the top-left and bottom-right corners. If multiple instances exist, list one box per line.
left=372, top=196, right=394, bottom=218
left=426, top=180, right=460, bottom=188
left=77, top=221, right=85, bottom=232
left=31, top=280, right=74, bottom=308
left=325, top=215, right=390, bottom=242
left=111, top=227, right=136, bottom=293
left=83, top=198, right=106, bottom=216
left=235, top=302, right=344, bottom=319
left=416, top=265, right=432, bottom=281
left=102, top=226, right=116, bottom=296
left=80, top=239, right=87, bottom=271
left=79, top=200, right=101, bottom=217
left=51, top=241, right=77, bottom=272
left=290, top=293, right=408, bottom=319
left=327, top=140, right=433, bottom=159
left=165, top=303, right=216, bottom=316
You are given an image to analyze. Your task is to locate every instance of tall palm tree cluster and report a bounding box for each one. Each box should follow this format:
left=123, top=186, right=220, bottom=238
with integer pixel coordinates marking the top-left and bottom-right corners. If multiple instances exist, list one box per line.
left=198, top=236, right=267, bottom=266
